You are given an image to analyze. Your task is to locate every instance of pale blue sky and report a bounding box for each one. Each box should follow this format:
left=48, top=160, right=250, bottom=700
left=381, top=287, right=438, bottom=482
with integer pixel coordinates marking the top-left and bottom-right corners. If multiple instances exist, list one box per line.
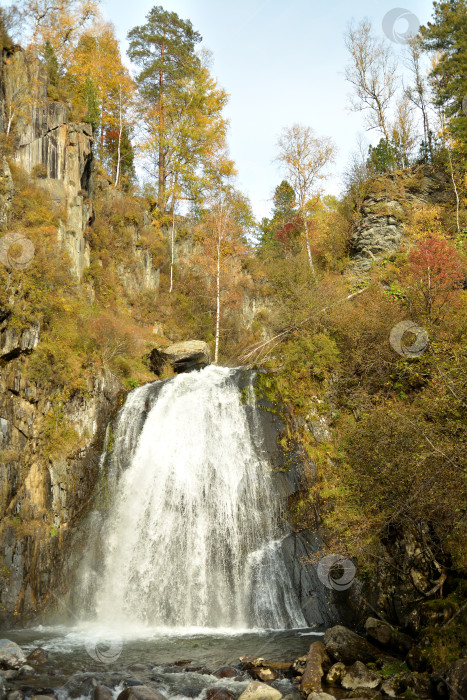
left=101, top=0, right=435, bottom=219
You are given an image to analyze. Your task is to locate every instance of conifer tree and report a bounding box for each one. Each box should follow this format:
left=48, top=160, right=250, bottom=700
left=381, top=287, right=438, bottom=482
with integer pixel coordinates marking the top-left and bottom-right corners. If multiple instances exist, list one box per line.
left=260, top=180, right=299, bottom=253
left=420, top=0, right=467, bottom=162
left=127, top=6, right=202, bottom=210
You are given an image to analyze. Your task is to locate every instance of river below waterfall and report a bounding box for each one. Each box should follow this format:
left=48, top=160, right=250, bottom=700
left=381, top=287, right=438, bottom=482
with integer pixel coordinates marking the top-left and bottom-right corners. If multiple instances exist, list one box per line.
left=4, top=626, right=322, bottom=699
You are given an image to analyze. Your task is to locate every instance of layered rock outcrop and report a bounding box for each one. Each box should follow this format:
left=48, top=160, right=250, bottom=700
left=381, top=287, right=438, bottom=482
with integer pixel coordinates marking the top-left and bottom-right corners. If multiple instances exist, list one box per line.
left=1, top=49, right=93, bottom=279
left=0, top=346, right=122, bottom=622
left=350, top=167, right=450, bottom=270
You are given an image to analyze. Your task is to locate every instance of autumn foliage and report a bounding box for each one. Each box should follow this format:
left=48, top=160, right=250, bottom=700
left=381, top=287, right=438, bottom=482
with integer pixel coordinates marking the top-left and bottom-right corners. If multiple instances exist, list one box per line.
left=403, top=235, right=466, bottom=321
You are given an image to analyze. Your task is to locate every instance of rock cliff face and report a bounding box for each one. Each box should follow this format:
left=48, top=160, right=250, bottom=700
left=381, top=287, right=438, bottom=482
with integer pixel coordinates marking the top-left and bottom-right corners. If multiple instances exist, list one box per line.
left=350, top=167, right=450, bottom=270
left=2, top=49, right=93, bottom=279
left=0, top=49, right=125, bottom=624
left=0, top=331, right=122, bottom=623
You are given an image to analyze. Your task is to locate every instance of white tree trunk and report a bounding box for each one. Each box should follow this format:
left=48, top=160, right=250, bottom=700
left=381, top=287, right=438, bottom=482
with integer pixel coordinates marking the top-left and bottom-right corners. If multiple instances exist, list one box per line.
left=6, top=105, right=14, bottom=135
left=303, top=216, right=316, bottom=278
left=169, top=208, right=176, bottom=294
left=214, top=232, right=221, bottom=365
left=114, top=84, right=123, bottom=188
left=447, top=143, right=460, bottom=234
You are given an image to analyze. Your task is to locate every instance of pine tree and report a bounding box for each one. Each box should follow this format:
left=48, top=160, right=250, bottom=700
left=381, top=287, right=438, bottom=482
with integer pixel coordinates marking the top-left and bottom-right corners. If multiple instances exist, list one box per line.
left=420, top=0, right=467, bottom=162
left=127, top=6, right=202, bottom=210
left=82, top=77, right=99, bottom=131
left=41, top=40, right=60, bottom=86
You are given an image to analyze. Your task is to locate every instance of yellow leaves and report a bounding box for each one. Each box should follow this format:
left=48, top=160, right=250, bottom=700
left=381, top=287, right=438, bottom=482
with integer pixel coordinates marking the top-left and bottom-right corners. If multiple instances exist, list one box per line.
left=406, top=203, right=445, bottom=240
left=67, top=19, right=135, bottom=133
left=25, top=0, right=102, bottom=66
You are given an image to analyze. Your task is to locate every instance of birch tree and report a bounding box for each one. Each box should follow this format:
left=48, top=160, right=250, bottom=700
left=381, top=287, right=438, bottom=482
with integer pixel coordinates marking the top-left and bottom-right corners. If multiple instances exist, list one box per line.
left=404, top=36, right=434, bottom=160
left=197, top=184, right=254, bottom=364
left=4, top=49, right=41, bottom=135
left=345, top=18, right=398, bottom=141
left=275, top=124, right=335, bottom=276
left=17, top=0, right=101, bottom=66
left=139, top=54, right=231, bottom=291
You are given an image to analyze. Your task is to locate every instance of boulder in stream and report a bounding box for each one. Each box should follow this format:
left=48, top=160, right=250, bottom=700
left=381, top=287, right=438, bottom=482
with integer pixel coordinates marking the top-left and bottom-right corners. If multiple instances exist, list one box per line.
left=214, top=666, right=237, bottom=679
left=326, top=662, right=346, bottom=686
left=116, top=687, right=167, bottom=700
left=91, top=687, right=113, bottom=700
left=26, top=649, right=48, bottom=665
left=364, top=618, right=413, bottom=656
left=364, top=618, right=393, bottom=646
left=0, top=641, right=27, bottom=670
left=238, top=681, right=283, bottom=700
left=206, top=690, right=235, bottom=700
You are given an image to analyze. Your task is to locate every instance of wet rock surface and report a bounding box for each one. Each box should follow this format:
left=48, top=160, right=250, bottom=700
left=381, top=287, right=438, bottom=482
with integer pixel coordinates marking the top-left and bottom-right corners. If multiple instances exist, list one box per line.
left=0, top=641, right=27, bottom=670
left=0, top=626, right=460, bottom=700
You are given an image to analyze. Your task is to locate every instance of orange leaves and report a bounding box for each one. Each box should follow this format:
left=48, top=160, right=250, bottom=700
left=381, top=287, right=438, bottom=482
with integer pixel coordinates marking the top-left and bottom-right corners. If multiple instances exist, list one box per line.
left=402, top=234, right=466, bottom=322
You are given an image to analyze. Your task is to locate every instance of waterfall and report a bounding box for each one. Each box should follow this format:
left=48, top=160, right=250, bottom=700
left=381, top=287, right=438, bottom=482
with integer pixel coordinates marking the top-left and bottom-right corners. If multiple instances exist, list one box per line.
left=92, top=366, right=306, bottom=630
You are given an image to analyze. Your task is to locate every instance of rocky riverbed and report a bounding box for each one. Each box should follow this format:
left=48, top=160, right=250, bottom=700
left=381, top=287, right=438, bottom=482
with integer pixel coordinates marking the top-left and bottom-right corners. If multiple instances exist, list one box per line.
left=1, top=622, right=465, bottom=700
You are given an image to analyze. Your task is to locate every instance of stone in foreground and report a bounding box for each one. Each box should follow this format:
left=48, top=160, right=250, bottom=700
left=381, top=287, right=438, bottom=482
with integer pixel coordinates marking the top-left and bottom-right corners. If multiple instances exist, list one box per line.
left=324, top=626, right=391, bottom=665
left=326, top=662, right=346, bottom=685
left=0, top=640, right=27, bottom=670
left=206, top=690, right=235, bottom=700
left=238, top=681, right=283, bottom=700
left=341, top=661, right=381, bottom=690
left=92, top=686, right=114, bottom=700
left=300, top=642, right=330, bottom=697
left=116, top=688, right=167, bottom=700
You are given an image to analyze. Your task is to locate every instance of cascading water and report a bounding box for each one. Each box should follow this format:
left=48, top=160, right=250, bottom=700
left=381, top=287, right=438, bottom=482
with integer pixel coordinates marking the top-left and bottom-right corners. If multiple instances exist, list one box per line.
left=90, top=366, right=306, bottom=630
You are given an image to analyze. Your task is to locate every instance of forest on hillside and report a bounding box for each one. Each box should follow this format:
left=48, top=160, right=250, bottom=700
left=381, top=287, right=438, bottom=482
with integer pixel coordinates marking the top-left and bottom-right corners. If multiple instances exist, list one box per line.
left=0, top=0, right=466, bottom=670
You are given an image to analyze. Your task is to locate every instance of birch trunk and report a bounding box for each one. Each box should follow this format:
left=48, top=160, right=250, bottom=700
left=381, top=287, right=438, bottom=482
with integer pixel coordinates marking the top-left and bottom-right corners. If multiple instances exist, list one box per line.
left=114, top=85, right=123, bottom=188
left=214, top=230, right=221, bottom=365
left=169, top=206, right=176, bottom=293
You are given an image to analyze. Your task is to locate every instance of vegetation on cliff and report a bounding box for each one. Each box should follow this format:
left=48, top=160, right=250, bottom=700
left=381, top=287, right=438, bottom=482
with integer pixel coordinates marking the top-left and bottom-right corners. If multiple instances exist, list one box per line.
left=0, top=0, right=465, bottom=669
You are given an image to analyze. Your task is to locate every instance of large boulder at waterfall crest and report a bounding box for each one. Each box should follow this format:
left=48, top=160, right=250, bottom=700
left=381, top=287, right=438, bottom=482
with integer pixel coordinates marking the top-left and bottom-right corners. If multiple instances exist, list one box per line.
left=147, top=340, right=211, bottom=375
